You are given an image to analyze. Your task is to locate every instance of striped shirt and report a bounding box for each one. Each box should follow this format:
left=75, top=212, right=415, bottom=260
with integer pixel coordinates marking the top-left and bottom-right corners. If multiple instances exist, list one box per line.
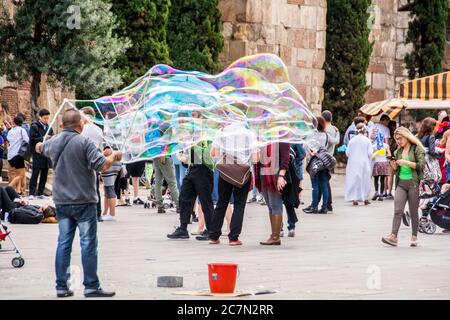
left=102, top=161, right=122, bottom=187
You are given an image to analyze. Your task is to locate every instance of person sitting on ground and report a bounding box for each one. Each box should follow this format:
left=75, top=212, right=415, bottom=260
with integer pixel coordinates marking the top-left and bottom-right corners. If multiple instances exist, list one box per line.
left=0, top=186, right=28, bottom=220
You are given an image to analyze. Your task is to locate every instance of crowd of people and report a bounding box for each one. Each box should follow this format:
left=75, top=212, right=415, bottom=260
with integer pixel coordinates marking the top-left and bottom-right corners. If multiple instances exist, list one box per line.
left=2, top=103, right=450, bottom=298
left=343, top=110, right=450, bottom=246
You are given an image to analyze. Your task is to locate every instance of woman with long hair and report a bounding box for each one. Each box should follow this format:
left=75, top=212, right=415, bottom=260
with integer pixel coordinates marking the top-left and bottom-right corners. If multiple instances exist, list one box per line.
left=417, top=117, right=439, bottom=157
left=303, top=116, right=330, bottom=214
left=382, top=127, right=425, bottom=247
left=254, top=142, right=290, bottom=245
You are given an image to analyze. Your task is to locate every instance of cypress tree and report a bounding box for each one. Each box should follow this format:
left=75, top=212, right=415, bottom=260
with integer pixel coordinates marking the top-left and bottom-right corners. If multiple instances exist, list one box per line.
left=405, top=0, right=448, bottom=79
left=167, top=0, right=224, bottom=73
left=405, top=0, right=448, bottom=120
left=110, top=0, right=171, bottom=86
left=322, top=0, right=373, bottom=134
left=0, top=0, right=129, bottom=118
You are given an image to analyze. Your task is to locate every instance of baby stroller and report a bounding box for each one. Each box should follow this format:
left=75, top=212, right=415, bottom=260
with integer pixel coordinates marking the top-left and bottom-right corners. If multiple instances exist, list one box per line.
left=0, top=221, right=25, bottom=268
left=403, top=180, right=450, bottom=234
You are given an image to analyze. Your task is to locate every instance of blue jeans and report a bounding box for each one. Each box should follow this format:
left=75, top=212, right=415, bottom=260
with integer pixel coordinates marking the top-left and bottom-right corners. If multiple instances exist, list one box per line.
left=175, top=164, right=187, bottom=189
left=311, top=170, right=329, bottom=209
left=446, top=165, right=450, bottom=182
left=55, top=203, right=100, bottom=292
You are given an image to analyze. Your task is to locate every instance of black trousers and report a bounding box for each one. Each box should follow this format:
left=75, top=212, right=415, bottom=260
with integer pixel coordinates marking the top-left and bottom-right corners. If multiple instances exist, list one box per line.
left=210, top=176, right=251, bottom=241
left=29, top=168, right=49, bottom=196
left=285, top=203, right=298, bottom=230
left=179, top=165, right=214, bottom=230
left=0, top=186, right=20, bottom=219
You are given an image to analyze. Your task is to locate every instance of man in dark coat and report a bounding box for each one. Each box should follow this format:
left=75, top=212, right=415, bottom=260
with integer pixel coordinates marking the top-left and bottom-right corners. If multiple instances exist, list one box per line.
left=29, top=108, right=54, bottom=199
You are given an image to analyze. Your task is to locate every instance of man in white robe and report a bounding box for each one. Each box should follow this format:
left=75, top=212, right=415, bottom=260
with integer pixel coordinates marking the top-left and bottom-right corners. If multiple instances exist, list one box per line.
left=345, top=124, right=373, bottom=203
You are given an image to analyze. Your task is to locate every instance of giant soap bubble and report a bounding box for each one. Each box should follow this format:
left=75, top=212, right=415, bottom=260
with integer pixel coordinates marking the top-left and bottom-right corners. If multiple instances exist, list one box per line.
left=52, top=54, right=317, bottom=162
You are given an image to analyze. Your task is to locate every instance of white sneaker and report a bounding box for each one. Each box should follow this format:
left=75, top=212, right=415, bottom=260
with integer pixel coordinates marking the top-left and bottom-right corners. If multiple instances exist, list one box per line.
left=102, top=215, right=116, bottom=221
left=28, top=196, right=34, bottom=200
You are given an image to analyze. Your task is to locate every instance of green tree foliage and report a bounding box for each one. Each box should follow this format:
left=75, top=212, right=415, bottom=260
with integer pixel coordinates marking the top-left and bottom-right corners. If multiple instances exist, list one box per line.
left=110, top=0, right=171, bottom=86
left=322, top=0, right=373, bottom=134
left=405, top=0, right=448, bottom=120
left=0, top=0, right=129, bottom=118
left=167, top=0, right=224, bottom=73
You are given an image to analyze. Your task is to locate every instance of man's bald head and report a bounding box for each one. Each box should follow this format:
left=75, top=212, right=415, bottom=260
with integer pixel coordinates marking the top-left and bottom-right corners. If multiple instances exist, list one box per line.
left=62, top=108, right=83, bottom=131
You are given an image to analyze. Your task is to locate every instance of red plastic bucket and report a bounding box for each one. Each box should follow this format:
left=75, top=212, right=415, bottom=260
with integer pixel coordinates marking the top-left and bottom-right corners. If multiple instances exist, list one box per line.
left=208, top=263, right=238, bottom=294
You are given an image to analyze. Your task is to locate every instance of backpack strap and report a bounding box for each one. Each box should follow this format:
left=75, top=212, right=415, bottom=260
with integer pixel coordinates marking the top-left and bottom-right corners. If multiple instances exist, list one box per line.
left=53, top=134, right=78, bottom=169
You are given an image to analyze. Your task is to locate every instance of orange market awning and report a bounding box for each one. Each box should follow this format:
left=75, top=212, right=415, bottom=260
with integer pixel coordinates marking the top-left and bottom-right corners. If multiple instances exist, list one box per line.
left=361, top=71, right=450, bottom=119
left=360, top=98, right=406, bottom=119
left=399, top=71, right=450, bottom=100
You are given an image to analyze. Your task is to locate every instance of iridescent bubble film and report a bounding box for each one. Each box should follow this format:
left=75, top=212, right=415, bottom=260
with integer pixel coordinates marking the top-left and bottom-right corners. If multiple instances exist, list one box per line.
left=57, top=54, right=317, bottom=162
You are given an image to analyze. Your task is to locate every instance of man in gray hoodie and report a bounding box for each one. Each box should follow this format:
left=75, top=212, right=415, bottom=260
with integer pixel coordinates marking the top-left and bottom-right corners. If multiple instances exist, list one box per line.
left=37, top=108, right=122, bottom=298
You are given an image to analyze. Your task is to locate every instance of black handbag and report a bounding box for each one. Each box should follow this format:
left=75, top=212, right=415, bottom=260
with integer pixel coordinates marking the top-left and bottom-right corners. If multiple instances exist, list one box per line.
left=306, top=148, right=336, bottom=178
left=17, top=129, right=31, bottom=161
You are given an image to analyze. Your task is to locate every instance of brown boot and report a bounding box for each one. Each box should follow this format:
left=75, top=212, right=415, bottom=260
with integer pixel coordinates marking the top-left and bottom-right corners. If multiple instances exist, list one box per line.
left=260, top=214, right=281, bottom=245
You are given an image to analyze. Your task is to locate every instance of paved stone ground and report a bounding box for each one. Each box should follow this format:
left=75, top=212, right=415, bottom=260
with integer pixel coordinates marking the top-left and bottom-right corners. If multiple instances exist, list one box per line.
left=1, top=175, right=449, bottom=300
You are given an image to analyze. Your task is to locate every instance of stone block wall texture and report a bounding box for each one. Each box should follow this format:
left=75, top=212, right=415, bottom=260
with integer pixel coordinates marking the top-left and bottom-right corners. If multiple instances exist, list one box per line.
left=365, top=0, right=411, bottom=104
left=218, top=0, right=327, bottom=115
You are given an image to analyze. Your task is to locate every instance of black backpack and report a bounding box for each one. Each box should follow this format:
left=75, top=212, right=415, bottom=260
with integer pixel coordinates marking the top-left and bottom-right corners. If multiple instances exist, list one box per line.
left=9, top=206, right=44, bottom=224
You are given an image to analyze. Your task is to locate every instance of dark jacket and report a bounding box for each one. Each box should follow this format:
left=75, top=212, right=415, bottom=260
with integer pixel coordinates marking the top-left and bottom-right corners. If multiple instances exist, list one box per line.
left=282, top=155, right=301, bottom=208
left=420, top=134, right=439, bottom=157
left=254, top=143, right=291, bottom=193
left=30, top=121, right=54, bottom=169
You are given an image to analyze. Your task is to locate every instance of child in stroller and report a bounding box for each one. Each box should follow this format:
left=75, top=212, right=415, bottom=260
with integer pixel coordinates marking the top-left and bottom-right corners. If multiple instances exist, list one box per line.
left=403, top=179, right=450, bottom=234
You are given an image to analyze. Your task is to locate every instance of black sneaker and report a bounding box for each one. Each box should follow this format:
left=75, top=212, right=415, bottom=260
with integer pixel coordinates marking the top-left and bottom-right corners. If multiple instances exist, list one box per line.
left=84, top=288, right=116, bottom=298
left=57, top=290, right=74, bottom=298
left=302, top=207, right=318, bottom=214
left=133, top=198, right=145, bottom=205
left=327, top=205, right=333, bottom=212
left=195, top=229, right=209, bottom=241
left=157, top=207, right=166, bottom=214
left=167, top=227, right=189, bottom=239
left=318, top=208, right=328, bottom=214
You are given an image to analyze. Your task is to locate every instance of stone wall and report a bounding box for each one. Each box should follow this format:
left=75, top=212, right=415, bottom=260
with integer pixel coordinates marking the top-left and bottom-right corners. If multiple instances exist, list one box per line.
left=0, top=77, right=75, bottom=123
left=365, top=0, right=413, bottom=104
left=218, top=0, right=327, bottom=115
